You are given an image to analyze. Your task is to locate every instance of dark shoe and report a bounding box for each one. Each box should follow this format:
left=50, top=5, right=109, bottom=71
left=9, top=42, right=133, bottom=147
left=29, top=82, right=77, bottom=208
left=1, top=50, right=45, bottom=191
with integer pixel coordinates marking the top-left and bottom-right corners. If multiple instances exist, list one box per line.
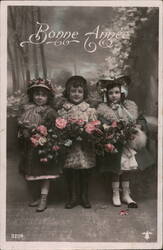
left=79, top=170, right=92, bottom=209
left=80, top=196, right=91, bottom=209
left=65, top=199, right=78, bottom=209
left=36, top=194, right=47, bottom=212
left=128, top=202, right=138, bottom=208
left=29, top=198, right=40, bottom=207
left=64, top=169, right=79, bottom=209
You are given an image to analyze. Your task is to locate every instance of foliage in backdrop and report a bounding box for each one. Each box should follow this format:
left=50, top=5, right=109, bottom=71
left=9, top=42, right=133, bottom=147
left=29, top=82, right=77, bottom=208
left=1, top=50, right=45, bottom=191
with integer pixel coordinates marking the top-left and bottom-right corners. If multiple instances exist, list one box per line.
left=7, top=6, right=158, bottom=117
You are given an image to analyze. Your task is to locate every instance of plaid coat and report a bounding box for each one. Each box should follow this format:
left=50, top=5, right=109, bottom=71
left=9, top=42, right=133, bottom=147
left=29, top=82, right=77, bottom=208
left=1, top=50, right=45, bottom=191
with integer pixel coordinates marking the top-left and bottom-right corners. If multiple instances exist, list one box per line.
left=18, top=104, right=62, bottom=180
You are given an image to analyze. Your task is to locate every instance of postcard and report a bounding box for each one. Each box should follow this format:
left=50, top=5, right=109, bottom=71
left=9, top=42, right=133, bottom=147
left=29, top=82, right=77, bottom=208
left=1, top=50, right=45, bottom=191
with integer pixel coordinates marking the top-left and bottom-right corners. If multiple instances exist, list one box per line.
left=0, top=1, right=162, bottom=249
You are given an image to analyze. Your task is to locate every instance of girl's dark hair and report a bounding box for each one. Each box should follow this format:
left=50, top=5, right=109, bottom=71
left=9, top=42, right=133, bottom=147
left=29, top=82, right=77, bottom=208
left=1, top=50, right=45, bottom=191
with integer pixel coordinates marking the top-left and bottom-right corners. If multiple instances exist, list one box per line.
left=63, top=75, right=88, bottom=100
left=27, top=87, right=54, bottom=106
left=106, top=81, right=121, bottom=103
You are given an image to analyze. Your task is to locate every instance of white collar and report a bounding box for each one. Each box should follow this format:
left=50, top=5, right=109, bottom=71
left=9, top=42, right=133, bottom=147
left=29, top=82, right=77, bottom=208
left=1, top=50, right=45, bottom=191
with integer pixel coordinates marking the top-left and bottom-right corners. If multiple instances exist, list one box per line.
left=62, top=101, right=90, bottom=112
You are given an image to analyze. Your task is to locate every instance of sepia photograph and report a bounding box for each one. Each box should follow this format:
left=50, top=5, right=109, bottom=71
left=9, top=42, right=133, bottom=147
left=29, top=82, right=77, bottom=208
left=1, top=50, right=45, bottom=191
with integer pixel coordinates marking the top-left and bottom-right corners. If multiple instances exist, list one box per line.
left=0, top=0, right=162, bottom=249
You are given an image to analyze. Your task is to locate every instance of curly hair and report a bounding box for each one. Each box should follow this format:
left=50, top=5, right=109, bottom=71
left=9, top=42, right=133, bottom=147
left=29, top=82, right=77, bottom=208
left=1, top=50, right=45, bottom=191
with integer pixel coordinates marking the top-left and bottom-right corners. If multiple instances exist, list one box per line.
left=63, top=75, right=88, bottom=100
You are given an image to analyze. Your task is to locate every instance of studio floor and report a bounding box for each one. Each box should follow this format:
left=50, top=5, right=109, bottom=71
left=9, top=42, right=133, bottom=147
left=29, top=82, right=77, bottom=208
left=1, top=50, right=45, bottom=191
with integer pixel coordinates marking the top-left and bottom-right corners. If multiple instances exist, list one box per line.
left=6, top=152, right=157, bottom=243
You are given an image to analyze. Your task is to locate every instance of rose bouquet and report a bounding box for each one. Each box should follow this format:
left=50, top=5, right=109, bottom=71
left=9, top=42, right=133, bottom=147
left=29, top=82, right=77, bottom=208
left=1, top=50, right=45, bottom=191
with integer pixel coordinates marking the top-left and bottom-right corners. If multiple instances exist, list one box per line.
left=29, top=118, right=88, bottom=164
left=52, top=118, right=102, bottom=149
left=55, top=118, right=86, bottom=141
left=30, top=125, right=62, bottom=163
left=29, top=117, right=137, bottom=163
left=86, top=119, right=138, bottom=155
left=54, top=117, right=90, bottom=145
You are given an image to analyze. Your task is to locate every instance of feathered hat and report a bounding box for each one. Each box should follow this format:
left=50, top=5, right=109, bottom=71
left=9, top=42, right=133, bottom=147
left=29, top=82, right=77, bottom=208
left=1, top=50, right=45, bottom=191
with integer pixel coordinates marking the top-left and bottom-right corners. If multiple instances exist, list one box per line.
left=115, top=75, right=131, bottom=86
left=97, top=74, right=131, bottom=101
left=27, top=78, right=55, bottom=96
left=96, top=76, right=117, bottom=103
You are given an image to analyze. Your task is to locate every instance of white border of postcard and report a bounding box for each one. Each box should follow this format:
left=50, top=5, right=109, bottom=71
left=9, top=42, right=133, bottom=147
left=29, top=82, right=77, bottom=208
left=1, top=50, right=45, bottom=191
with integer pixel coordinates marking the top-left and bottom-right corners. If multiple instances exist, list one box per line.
left=0, top=1, right=162, bottom=250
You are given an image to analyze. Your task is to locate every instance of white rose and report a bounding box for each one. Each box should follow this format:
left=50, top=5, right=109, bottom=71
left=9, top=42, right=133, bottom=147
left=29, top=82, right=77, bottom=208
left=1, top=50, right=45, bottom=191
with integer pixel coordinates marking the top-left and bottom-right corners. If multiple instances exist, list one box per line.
left=38, top=137, right=47, bottom=146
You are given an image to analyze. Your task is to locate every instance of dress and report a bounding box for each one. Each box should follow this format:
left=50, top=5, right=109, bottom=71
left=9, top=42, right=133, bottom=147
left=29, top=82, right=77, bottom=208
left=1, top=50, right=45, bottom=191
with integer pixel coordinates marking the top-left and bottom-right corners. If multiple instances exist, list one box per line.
left=18, top=103, right=62, bottom=180
left=96, top=100, right=154, bottom=173
left=58, top=101, right=97, bottom=169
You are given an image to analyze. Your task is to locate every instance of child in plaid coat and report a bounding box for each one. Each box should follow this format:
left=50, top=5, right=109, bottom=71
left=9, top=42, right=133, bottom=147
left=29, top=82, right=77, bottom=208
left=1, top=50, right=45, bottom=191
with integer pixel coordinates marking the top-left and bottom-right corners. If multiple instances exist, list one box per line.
left=18, top=78, right=61, bottom=212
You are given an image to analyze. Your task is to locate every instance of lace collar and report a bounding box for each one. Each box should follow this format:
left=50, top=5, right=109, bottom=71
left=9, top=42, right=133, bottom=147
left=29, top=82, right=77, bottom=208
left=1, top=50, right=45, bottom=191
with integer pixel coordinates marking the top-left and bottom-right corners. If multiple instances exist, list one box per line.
left=62, top=101, right=90, bottom=112
left=24, top=103, right=49, bottom=112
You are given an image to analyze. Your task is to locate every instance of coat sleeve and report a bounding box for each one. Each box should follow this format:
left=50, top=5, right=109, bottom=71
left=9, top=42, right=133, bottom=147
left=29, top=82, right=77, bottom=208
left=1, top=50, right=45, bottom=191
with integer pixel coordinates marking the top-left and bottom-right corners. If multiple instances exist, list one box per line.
left=17, top=105, right=25, bottom=126
left=44, top=108, right=58, bottom=126
left=17, top=105, right=31, bottom=139
left=124, top=100, right=139, bottom=120
left=17, top=104, right=32, bottom=130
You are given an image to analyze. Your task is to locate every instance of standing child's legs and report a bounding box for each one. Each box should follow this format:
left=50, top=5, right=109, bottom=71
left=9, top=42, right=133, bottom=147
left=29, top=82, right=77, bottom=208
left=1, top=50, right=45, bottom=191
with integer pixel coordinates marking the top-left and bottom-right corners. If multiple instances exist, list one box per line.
left=64, top=169, right=79, bottom=209
left=111, top=173, right=121, bottom=207
left=121, top=171, right=138, bottom=208
left=79, top=169, right=91, bottom=208
left=27, top=180, right=41, bottom=207
left=36, top=179, right=50, bottom=212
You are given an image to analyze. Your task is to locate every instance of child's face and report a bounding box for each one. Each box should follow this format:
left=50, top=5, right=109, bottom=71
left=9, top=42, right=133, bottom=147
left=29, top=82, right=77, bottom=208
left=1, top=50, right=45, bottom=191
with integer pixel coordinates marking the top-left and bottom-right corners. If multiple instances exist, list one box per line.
left=69, top=86, right=84, bottom=104
left=107, top=86, right=121, bottom=104
left=33, top=89, right=48, bottom=106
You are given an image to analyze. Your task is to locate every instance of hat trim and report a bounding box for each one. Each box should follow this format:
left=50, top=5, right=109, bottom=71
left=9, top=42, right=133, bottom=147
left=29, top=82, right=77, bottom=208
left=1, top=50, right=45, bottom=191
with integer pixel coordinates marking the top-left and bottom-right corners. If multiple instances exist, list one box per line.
left=28, top=84, right=52, bottom=92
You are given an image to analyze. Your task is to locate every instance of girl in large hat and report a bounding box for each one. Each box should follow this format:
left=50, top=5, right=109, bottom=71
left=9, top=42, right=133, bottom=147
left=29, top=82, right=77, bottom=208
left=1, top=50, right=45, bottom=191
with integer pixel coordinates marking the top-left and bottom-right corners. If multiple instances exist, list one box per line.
left=18, top=78, right=61, bottom=212
left=97, top=75, right=153, bottom=208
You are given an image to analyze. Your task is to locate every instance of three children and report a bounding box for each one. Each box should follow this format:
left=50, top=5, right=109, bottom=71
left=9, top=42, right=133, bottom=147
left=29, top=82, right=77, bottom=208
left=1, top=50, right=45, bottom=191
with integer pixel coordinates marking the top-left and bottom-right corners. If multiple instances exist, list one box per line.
left=18, top=75, right=153, bottom=211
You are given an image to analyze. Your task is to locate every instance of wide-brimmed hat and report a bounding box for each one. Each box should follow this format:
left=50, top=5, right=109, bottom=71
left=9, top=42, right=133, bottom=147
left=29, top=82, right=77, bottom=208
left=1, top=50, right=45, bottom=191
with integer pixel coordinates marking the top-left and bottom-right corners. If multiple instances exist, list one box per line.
left=97, top=75, right=120, bottom=92
left=115, top=75, right=131, bottom=86
left=27, top=78, right=54, bottom=96
left=115, top=75, right=131, bottom=98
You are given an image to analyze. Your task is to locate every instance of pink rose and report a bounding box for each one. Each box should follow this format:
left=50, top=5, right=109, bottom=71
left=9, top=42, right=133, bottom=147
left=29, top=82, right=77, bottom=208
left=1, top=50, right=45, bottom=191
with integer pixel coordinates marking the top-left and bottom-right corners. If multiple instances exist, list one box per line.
left=52, top=145, right=60, bottom=151
left=105, top=143, right=115, bottom=153
left=30, top=134, right=40, bottom=147
left=89, top=120, right=101, bottom=126
left=38, top=137, right=47, bottom=146
left=112, top=121, right=117, bottom=128
left=40, top=158, right=48, bottom=162
left=85, top=124, right=96, bottom=134
left=30, top=137, right=39, bottom=147
left=55, top=118, right=67, bottom=129
left=37, top=125, right=48, bottom=136
left=85, top=120, right=101, bottom=134
left=120, top=209, right=128, bottom=216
